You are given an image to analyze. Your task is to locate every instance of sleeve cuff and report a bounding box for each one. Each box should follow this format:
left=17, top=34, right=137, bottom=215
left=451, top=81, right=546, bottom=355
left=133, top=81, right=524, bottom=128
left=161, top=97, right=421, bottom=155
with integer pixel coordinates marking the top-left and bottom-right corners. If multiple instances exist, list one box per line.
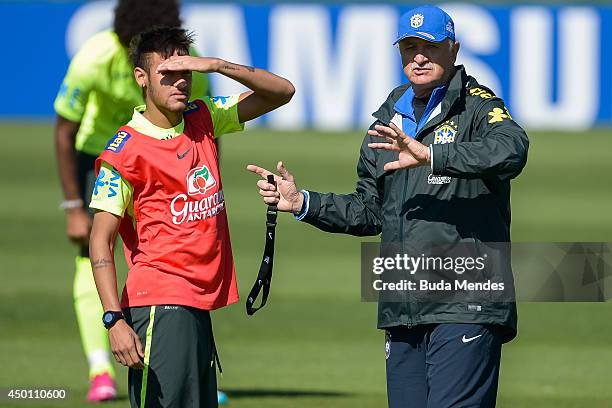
left=294, top=190, right=310, bottom=221
left=431, top=144, right=449, bottom=175
left=89, top=202, right=125, bottom=217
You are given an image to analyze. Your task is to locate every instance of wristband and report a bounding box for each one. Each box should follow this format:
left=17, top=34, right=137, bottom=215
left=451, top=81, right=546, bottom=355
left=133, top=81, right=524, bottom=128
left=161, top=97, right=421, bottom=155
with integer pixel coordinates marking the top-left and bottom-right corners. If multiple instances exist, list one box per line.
left=59, top=199, right=84, bottom=210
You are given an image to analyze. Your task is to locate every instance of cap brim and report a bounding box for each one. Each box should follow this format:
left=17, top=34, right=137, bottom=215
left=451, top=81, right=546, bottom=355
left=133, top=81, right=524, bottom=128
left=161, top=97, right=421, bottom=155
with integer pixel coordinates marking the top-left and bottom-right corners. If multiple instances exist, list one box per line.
left=393, top=32, right=448, bottom=45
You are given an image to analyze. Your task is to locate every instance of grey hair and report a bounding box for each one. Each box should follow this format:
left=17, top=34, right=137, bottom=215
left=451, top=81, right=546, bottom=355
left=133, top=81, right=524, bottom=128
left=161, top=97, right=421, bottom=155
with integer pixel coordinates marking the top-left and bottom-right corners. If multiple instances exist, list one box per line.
left=395, top=38, right=456, bottom=51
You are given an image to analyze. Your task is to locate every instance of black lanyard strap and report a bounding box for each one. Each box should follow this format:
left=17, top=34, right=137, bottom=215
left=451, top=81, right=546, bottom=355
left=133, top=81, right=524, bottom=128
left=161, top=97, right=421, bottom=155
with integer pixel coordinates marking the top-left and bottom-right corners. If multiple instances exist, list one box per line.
left=246, top=175, right=278, bottom=315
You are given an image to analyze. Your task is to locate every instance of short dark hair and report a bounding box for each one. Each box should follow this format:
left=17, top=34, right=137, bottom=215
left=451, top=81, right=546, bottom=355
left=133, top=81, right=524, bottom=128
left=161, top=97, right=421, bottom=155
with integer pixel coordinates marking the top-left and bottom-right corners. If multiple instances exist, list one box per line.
left=113, top=0, right=182, bottom=48
left=129, top=26, right=195, bottom=72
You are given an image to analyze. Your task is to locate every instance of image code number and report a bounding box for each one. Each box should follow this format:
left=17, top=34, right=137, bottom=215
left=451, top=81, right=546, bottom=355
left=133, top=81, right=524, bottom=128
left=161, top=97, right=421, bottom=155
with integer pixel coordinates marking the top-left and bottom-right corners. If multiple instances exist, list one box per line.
left=4, top=388, right=68, bottom=401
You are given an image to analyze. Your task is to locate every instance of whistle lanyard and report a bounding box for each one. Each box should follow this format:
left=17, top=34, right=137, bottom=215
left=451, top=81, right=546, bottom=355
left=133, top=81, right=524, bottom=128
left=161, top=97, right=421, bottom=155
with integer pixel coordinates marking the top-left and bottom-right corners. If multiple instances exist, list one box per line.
left=246, top=175, right=278, bottom=315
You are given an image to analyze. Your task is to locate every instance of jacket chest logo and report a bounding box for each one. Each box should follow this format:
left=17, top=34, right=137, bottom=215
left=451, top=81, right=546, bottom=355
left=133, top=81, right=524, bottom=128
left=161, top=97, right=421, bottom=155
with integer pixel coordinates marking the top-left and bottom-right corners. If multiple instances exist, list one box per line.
left=433, top=120, right=458, bottom=145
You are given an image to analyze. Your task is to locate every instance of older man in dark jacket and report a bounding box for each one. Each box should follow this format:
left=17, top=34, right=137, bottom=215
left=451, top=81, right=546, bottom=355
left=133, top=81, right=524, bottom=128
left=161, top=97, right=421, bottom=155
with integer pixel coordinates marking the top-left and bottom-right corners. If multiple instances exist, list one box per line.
left=249, top=4, right=528, bottom=407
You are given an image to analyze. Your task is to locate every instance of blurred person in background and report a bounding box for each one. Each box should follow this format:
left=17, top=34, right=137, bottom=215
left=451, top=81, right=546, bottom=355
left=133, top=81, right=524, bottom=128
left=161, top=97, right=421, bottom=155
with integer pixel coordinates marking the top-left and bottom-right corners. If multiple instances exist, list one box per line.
left=53, top=0, right=209, bottom=402
left=89, top=26, right=294, bottom=408
left=249, top=5, right=528, bottom=407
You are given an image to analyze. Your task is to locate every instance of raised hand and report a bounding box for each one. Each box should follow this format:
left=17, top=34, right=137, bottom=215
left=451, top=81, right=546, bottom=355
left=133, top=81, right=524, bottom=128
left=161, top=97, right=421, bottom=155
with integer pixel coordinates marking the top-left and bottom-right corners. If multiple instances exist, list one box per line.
left=367, top=122, right=431, bottom=171
left=247, top=161, right=304, bottom=213
left=156, top=56, right=221, bottom=74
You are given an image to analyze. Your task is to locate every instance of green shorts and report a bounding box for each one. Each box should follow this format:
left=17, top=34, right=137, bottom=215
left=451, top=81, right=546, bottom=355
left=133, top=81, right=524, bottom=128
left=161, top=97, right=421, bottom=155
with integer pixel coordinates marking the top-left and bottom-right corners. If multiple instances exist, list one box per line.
left=125, top=305, right=219, bottom=408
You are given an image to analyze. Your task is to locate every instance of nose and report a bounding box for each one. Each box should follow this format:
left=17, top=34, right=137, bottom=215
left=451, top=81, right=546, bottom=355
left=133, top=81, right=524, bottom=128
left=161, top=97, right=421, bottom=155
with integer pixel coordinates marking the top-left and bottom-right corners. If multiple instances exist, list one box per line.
left=414, top=52, right=428, bottom=65
left=175, top=77, right=189, bottom=90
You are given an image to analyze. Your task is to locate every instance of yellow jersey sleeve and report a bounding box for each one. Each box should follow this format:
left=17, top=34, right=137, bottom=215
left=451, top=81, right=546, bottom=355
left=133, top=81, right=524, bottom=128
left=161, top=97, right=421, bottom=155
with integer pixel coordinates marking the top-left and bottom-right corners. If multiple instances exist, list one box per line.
left=201, top=95, right=245, bottom=137
left=90, top=162, right=133, bottom=217
left=54, top=31, right=118, bottom=122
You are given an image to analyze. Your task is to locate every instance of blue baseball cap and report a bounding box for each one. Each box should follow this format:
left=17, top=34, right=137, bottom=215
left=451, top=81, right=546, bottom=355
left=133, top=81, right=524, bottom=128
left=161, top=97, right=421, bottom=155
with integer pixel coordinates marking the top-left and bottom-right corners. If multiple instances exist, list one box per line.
left=393, top=5, right=455, bottom=45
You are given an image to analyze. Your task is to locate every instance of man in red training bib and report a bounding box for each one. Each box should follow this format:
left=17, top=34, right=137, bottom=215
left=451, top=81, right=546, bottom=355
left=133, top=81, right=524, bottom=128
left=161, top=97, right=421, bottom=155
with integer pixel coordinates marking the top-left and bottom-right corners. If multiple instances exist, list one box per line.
left=89, top=26, right=294, bottom=408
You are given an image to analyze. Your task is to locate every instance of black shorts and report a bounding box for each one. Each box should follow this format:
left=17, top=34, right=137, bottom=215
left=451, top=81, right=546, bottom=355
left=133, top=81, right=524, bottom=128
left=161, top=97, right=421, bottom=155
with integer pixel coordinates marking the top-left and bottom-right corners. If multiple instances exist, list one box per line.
left=76, top=151, right=97, bottom=216
left=75, top=152, right=97, bottom=257
left=124, top=305, right=219, bottom=408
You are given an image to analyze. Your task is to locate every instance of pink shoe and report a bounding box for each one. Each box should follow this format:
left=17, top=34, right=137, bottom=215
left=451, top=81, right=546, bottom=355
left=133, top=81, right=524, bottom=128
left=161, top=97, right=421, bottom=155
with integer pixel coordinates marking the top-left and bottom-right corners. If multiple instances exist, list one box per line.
left=87, top=372, right=117, bottom=402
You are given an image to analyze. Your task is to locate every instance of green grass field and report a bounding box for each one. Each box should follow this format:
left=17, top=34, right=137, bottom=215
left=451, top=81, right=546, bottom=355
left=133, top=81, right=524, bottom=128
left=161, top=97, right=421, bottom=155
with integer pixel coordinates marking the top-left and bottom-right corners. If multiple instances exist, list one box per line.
left=1, top=124, right=611, bottom=407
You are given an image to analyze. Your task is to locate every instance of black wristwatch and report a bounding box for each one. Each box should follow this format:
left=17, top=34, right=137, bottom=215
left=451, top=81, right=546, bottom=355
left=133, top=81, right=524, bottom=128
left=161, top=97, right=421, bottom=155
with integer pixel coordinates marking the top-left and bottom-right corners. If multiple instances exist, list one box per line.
left=102, top=310, right=125, bottom=329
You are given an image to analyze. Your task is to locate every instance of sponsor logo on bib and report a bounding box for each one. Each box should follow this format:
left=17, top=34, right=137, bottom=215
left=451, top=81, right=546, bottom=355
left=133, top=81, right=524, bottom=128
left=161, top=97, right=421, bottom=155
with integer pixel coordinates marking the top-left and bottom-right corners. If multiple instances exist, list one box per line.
left=169, top=164, right=225, bottom=225
left=105, top=130, right=131, bottom=153
left=187, top=165, right=216, bottom=196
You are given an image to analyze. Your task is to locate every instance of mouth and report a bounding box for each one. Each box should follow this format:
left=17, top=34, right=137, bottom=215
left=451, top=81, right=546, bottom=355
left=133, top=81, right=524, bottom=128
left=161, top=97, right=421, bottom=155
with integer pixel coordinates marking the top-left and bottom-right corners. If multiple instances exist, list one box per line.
left=412, top=67, right=432, bottom=75
left=171, top=92, right=189, bottom=101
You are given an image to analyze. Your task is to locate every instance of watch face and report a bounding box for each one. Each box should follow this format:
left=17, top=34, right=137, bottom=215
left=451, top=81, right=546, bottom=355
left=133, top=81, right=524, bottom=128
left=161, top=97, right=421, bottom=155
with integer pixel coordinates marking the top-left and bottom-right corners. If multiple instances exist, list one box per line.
left=103, top=311, right=123, bottom=328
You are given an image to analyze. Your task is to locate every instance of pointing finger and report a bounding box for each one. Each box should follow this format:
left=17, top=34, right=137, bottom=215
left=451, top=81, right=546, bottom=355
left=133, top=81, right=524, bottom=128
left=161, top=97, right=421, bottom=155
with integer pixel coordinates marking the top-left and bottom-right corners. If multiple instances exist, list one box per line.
left=247, top=164, right=274, bottom=179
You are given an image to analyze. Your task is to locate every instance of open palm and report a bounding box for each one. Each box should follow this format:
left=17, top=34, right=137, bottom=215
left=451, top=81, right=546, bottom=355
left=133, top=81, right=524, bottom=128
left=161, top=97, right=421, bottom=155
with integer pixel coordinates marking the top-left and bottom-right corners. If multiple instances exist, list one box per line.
left=367, top=122, right=430, bottom=171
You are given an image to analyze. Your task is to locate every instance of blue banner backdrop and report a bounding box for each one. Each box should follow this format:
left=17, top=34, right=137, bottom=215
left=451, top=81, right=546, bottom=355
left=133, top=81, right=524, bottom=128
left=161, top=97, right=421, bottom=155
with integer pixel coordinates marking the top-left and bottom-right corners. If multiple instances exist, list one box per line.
left=2, top=2, right=611, bottom=130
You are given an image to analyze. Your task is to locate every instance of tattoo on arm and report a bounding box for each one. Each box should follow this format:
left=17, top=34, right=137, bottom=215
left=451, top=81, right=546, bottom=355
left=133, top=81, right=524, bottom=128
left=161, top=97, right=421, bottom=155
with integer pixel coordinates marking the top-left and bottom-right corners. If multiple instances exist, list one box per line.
left=92, top=258, right=114, bottom=270
left=223, top=63, right=255, bottom=73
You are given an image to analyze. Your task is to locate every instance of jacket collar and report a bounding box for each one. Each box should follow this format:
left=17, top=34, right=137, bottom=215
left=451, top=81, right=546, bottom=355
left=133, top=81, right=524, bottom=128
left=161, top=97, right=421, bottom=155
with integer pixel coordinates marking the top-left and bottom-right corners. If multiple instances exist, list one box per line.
left=415, top=65, right=466, bottom=139
left=373, top=65, right=467, bottom=132
left=393, top=84, right=447, bottom=123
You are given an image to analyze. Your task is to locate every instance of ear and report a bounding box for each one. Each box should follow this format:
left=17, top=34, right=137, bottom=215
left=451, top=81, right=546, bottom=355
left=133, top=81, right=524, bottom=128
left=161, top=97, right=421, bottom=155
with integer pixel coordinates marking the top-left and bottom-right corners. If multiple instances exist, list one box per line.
left=134, top=67, right=147, bottom=88
left=451, top=41, right=460, bottom=62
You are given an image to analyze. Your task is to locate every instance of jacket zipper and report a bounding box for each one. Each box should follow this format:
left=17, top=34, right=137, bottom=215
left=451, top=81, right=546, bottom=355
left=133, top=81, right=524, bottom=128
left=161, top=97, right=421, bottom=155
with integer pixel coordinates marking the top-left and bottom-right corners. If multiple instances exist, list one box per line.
left=399, top=122, right=429, bottom=327
left=398, top=167, right=410, bottom=324
left=398, top=117, right=432, bottom=325
left=398, top=120, right=424, bottom=327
